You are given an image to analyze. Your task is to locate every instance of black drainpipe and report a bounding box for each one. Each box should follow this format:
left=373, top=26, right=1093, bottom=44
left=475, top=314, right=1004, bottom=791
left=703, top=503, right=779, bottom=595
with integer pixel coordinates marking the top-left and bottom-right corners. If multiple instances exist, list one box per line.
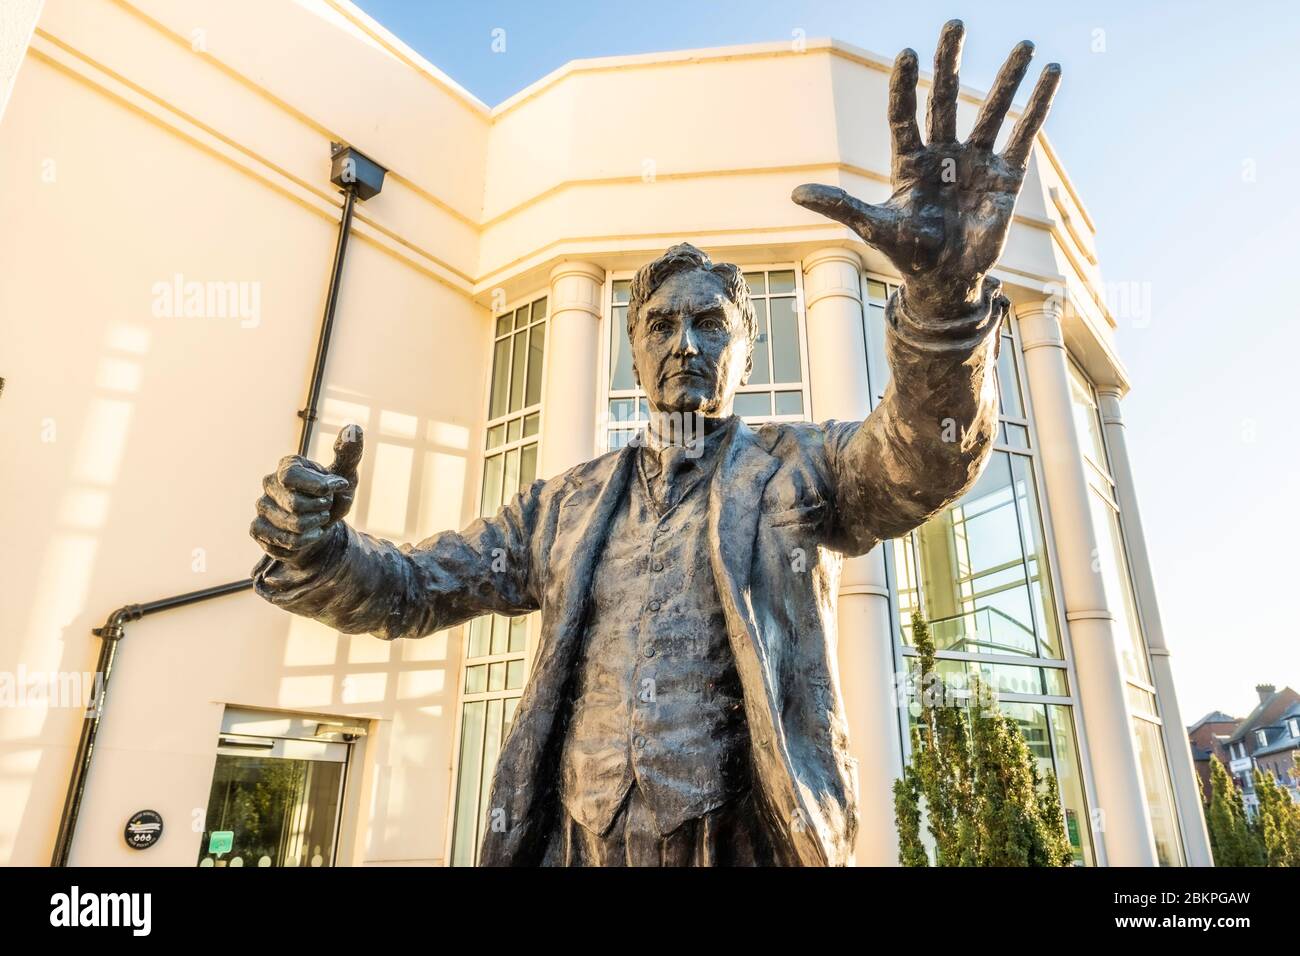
left=51, top=144, right=386, bottom=867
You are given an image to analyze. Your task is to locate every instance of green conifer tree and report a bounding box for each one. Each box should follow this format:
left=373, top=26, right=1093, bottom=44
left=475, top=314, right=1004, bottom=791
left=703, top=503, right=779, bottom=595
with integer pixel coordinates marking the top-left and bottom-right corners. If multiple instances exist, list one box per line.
left=893, top=611, right=1073, bottom=866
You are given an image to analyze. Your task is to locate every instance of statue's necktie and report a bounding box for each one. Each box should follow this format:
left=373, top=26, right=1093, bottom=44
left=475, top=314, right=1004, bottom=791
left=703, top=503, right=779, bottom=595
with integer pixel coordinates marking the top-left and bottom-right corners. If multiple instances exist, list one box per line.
left=645, top=443, right=693, bottom=513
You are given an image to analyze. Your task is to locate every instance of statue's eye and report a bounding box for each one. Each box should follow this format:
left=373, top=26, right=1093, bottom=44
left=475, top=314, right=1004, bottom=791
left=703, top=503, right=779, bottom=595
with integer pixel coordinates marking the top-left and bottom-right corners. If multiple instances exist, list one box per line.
left=650, top=320, right=673, bottom=334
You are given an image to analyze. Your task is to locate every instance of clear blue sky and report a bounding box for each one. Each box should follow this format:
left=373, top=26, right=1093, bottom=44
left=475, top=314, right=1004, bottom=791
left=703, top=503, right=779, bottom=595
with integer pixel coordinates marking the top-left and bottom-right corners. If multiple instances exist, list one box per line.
left=355, top=0, right=1300, bottom=723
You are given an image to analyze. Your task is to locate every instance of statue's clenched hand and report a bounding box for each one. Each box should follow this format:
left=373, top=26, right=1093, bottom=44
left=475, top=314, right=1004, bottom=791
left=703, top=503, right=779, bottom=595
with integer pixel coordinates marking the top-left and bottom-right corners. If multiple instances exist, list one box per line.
left=793, top=19, right=1060, bottom=316
left=251, top=424, right=364, bottom=566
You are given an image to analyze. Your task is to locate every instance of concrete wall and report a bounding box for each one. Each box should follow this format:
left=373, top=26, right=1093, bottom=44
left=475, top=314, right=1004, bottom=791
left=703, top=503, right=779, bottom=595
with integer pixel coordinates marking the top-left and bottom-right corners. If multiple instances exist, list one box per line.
left=0, top=0, right=491, bottom=866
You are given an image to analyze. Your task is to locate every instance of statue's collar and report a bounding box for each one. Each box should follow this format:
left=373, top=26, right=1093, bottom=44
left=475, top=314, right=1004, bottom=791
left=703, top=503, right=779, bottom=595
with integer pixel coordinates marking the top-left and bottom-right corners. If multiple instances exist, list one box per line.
left=642, top=411, right=738, bottom=455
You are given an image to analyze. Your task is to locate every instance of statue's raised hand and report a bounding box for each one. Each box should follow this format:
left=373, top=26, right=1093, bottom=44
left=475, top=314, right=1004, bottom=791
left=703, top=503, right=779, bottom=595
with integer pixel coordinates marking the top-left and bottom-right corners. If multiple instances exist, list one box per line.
left=251, top=424, right=364, bottom=566
left=793, top=20, right=1060, bottom=316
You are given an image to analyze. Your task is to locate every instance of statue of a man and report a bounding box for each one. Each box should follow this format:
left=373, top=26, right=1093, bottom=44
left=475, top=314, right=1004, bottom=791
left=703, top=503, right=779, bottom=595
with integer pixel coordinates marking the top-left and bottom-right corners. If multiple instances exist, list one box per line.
left=249, top=21, right=1059, bottom=866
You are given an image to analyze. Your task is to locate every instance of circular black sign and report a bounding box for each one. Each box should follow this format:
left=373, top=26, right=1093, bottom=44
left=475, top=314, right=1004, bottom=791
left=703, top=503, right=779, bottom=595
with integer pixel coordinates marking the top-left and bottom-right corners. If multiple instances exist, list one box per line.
left=124, top=809, right=163, bottom=850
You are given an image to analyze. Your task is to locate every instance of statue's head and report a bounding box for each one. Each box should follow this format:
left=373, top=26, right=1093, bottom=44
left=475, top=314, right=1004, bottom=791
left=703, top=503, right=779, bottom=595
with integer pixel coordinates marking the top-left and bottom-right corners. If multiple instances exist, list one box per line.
left=626, top=243, right=756, bottom=418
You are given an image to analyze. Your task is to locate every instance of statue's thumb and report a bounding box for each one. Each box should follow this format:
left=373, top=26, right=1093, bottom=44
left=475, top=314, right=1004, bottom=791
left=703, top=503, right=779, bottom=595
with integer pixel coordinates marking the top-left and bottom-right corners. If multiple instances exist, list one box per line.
left=328, top=424, right=364, bottom=486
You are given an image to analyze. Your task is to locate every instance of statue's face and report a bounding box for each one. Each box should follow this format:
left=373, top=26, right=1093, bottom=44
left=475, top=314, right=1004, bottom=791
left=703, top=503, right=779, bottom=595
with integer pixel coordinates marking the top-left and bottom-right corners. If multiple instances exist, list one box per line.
left=631, top=269, right=751, bottom=417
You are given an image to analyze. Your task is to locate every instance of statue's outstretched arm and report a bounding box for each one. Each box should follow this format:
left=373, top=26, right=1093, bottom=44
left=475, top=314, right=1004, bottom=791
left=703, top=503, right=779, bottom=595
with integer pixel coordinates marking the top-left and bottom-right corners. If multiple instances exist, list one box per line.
left=792, top=21, right=1060, bottom=553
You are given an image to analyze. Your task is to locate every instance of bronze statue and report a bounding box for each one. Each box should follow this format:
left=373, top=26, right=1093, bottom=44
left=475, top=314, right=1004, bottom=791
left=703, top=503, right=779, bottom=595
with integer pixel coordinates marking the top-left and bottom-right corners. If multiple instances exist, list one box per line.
left=249, top=21, right=1060, bottom=866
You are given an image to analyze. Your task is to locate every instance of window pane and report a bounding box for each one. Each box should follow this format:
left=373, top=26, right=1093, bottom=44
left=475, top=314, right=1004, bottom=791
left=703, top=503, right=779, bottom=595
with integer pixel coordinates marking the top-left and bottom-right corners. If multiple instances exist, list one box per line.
left=609, top=398, right=637, bottom=422
left=514, top=305, right=529, bottom=330
left=490, top=614, right=509, bottom=655
left=1089, top=491, right=1151, bottom=683
left=997, top=343, right=1025, bottom=419
left=522, top=412, right=539, bottom=437
left=744, top=272, right=766, bottom=296
left=488, top=338, right=511, bottom=419
left=1049, top=705, right=1094, bottom=865
left=467, top=617, right=489, bottom=658
left=612, top=279, right=631, bottom=305
left=495, top=312, right=511, bottom=337
left=451, top=701, right=486, bottom=866
left=488, top=662, right=506, bottom=692
left=486, top=423, right=505, bottom=449
left=525, top=323, right=545, bottom=407
left=768, top=270, right=796, bottom=294
left=506, top=658, right=526, bottom=689
left=476, top=699, right=505, bottom=858
left=865, top=302, right=889, bottom=400
left=770, top=296, right=801, bottom=382
left=1003, top=423, right=1030, bottom=449
left=749, top=298, right=771, bottom=386
left=1132, top=718, right=1185, bottom=865
left=1069, top=364, right=1110, bottom=471
left=503, top=448, right=520, bottom=503
left=734, top=392, right=771, bottom=417
left=774, top=390, right=804, bottom=416
left=464, top=664, right=487, bottom=694
left=1010, top=454, right=1061, bottom=658
left=866, top=279, right=888, bottom=302
left=509, top=330, right=528, bottom=412
left=531, top=296, right=548, bottom=323
left=480, top=454, right=504, bottom=516
left=507, top=417, right=521, bottom=443
left=519, top=443, right=537, bottom=491
left=610, top=305, right=635, bottom=390
left=905, top=452, right=1060, bottom=659
left=509, top=616, right=527, bottom=653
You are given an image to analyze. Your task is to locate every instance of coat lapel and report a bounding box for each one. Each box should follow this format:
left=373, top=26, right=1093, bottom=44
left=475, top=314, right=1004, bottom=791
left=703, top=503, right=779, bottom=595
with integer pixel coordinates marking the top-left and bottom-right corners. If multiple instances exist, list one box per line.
left=707, top=422, right=830, bottom=866
left=480, top=446, right=634, bottom=865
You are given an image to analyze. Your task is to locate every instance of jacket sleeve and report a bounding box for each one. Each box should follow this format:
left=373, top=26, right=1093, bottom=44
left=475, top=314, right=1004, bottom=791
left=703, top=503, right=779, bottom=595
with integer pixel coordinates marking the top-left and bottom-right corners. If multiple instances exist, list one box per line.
left=822, top=275, right=1007, bottom=556
left=252, top=480, right=544, bottom=641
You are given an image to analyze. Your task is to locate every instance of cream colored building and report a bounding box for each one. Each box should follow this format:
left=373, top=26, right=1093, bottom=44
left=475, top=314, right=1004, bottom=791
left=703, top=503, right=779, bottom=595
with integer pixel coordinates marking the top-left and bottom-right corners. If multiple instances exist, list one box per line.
left=0, top=0, right=1210, bottom=867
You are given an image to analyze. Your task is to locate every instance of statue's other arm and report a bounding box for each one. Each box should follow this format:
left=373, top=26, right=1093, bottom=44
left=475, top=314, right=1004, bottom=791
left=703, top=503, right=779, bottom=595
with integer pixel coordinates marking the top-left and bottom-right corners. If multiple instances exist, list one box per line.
left=251, top=426, right=541, bottom=641
left=790, top=20, right=1060, bottom=552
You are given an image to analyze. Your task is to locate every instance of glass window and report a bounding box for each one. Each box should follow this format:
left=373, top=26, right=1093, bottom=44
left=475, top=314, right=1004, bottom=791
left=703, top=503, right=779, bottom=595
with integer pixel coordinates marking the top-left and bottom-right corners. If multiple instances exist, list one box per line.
left=1068, top=361, right=1110, bottom=475
left=1089, top=490, right=1151, bottom=684
left=196, top=712, right=353, bottom=868
left=451, top=293, right=548, bottom=865
left=1133, top=717, right=1186, bottom=866
left=895, top=451, right=1060, bottom=660
left=604, top=265, right=810, bottom=448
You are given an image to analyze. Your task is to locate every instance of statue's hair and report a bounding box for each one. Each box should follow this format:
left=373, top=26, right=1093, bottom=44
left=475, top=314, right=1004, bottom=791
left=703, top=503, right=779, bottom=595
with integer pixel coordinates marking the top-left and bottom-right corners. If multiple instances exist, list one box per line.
left=626, top=243, right=757, bottom=353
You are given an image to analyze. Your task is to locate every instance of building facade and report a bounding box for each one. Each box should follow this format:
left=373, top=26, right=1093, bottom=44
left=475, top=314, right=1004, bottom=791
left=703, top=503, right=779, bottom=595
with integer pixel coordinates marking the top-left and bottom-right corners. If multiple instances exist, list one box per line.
left=0, top=0, right=1211, bottom=866
left=1217, top=686, right=1300, bottom=815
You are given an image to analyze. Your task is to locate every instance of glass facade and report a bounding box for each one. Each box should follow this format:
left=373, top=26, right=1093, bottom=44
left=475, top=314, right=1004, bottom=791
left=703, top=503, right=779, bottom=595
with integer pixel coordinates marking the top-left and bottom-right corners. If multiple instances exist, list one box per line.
left=888, top=301, right=1094, bottom=865
left=605, top=267, right=810, bottom=449
left=1068, top=361, right=1184, bottom=866
left=449, top=294, right=547, bottom=866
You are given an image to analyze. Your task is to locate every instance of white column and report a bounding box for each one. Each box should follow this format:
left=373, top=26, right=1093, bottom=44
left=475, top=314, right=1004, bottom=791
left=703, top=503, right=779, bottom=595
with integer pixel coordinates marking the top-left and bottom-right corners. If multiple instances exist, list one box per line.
left=1096, top=386, right=1214, bottom=866
left=1017, top=301, right=1158, bottom=866
left=539, top=261, right=605, bottom=479
left=802, top=247, right=902, bottom=866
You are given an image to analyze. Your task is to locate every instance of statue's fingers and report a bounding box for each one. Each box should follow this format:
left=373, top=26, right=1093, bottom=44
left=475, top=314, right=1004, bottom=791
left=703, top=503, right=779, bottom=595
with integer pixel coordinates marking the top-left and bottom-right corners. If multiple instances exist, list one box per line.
left=329, top=424, right=364, bottom=485
left=1002, top=63, right=1061, bottom=169
left=250, top=515, right=324, bottom=553
left=968, top=40, right=1034, bottom=150
left=791, top=184, right=897, bottom=248
left=280, top=459, right=348, bottom=497
left=262, top=473, right=331, bottom=514
left=257, top=494, right=329, bottom=534
left=926, top=19, right=964, bottom=145
left=887, top=48, right=922, bottom=156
